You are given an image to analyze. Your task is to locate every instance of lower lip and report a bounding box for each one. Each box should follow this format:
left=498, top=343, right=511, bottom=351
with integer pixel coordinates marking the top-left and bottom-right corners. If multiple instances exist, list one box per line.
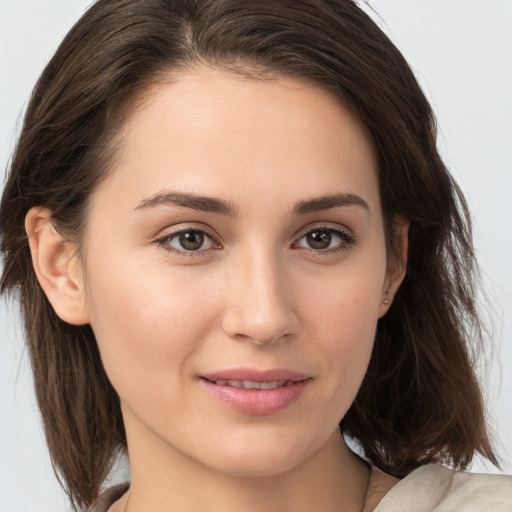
left=200, top=378, right=310, bottom=415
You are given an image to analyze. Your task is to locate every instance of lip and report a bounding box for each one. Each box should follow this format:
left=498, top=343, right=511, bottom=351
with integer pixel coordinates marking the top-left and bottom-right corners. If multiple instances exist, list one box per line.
left=201, top=368, right=309, bottom=382
left=199, top=367, right=311, bottom=415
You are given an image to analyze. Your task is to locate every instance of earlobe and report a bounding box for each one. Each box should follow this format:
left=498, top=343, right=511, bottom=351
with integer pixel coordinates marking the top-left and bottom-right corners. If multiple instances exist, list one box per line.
left=378, top=217, right=409, bottom=318
left=25, top=207, right=90, bottom=325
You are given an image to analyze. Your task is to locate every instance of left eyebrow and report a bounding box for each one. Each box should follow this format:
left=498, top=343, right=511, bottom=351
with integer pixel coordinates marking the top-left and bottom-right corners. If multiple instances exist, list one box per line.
left=292, top=193, right=370, bottom=215
left=132, top=190, right=238, bottom=217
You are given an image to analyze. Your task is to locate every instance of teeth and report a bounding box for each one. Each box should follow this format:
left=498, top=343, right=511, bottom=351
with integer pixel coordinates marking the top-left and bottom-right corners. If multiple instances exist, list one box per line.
left=260, top=380, right=287, bottom=389
left=241, top=380, right=260, bottom=389
left=214, top=379, right=289, bottom=389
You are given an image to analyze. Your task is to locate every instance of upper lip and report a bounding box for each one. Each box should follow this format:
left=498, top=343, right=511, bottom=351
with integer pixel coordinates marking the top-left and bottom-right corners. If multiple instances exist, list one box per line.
left=201, top=368, right=310, bottom=383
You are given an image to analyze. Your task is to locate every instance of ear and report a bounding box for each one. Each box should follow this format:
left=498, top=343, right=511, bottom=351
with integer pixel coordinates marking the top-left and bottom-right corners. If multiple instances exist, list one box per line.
left=25, top=207, right=90, bottom=325
left=378, top=216, right=409, bottom=318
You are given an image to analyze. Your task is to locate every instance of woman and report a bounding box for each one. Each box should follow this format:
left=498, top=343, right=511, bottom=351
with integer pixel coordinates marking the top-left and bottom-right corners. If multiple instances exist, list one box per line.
left=1, top=0, right=511, bottom=511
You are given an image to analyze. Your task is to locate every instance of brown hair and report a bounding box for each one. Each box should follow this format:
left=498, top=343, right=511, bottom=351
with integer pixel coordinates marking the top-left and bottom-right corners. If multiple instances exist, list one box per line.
left=0, top=0, right=497, bottom=508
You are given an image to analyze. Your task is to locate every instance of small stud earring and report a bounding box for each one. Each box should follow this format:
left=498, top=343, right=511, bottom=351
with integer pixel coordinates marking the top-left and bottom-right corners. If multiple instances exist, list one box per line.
left=383, top=283, right=391, bottom=305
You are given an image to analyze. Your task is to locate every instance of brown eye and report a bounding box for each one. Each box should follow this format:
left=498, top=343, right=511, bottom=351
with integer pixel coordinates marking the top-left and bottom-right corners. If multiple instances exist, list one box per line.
left=178, top=231, right=205, bottom=251
left=295, top=227, right=354, bottom=253
left=306, top=230, right=333, bottom=250
left=160, top=229, right=216, bottom=253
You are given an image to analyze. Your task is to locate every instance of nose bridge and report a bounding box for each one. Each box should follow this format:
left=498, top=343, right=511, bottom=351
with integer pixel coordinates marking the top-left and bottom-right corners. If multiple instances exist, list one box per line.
left=222, top=244, right=297, bottom=345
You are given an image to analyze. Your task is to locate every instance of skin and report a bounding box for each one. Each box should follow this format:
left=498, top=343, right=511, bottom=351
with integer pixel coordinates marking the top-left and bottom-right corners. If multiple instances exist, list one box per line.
left=26, top=66, right=406, bottom=511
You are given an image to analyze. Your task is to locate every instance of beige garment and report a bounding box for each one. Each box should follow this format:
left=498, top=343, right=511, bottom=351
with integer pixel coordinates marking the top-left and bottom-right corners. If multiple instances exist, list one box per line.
left=89, top=465, right=512, bottom=511
left=373, top=464, right=512, bottom=512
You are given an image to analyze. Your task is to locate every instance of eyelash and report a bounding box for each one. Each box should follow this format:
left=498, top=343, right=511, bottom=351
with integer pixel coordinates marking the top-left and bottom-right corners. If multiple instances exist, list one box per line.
left=155, top=224, right=356, bottom=258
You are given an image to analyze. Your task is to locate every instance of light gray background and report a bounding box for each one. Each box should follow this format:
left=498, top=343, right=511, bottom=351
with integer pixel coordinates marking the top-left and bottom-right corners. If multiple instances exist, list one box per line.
left=1, top=1, right=511, bottom=510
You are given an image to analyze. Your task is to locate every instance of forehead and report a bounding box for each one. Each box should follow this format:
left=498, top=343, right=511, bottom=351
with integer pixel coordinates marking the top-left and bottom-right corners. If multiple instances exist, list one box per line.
left=95, top=66, right=380, bottom=216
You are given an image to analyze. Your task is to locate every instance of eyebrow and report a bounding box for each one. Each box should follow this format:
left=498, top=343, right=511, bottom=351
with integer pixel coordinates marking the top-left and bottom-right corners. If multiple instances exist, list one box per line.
left=133, top=191, right=239, bottom=216
left=292, top=193, right=370, bottom=215
left=133, top=190, right=370, bottom=216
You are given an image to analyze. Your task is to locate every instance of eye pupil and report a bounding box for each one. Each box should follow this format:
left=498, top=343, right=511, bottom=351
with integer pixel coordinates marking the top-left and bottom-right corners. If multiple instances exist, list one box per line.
left=179, top=231, right=204, bottom=251
left=307, top=230, right=332, bottom=249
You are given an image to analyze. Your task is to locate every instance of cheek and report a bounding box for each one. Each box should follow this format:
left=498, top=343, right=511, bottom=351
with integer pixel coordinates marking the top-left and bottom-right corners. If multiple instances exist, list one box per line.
left=323, top=294, right=378, bottom=385
left=300, top=256, right=385, bottom=338
left=298, top=263, right=384, bottom=406
left=84, top=254, right=223, bottom=397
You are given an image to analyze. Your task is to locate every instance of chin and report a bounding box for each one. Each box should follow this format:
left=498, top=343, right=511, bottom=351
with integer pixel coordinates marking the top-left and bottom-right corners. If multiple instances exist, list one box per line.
left=209, top=451, right=305, bottom=479
left=195, top=427, right=321, bottom=478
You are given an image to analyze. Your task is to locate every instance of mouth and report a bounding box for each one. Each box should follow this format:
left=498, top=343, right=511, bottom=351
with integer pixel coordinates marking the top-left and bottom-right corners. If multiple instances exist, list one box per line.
left=202, top=378, right=299, bottom=390
left=199, top=368, right=311, bottom=415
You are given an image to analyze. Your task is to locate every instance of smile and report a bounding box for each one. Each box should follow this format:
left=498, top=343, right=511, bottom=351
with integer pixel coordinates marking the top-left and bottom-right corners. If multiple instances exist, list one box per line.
left=199, top=369, right=311, bottom=415
left=205, top=379, right=295, bottom=389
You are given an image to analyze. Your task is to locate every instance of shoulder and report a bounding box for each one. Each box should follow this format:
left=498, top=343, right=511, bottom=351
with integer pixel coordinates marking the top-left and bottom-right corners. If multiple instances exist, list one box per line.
left=374, top=465, right=512, bottom=512
left=443, top=468, right=512, bottom=511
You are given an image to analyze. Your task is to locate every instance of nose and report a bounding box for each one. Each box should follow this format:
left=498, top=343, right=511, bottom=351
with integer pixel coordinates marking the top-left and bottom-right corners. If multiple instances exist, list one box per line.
left=221, top=251, right=298, bottom=346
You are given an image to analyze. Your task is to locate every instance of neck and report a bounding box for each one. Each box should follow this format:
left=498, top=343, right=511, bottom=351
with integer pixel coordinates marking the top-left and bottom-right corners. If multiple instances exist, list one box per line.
left=118, top=425, right=370, bottom=512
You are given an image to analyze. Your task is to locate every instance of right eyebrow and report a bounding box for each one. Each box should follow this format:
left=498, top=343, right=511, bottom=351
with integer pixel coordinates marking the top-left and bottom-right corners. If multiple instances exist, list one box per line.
left=292, top=193, right=371, bottom=216
left=132, top=190, right=239, bottom=217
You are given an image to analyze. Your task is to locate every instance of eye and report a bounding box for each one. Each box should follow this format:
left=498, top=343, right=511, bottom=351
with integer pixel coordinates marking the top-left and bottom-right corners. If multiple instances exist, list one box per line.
left=157, top=229, right=216, bottom=253
left=294, top=227, right=354, bottom=252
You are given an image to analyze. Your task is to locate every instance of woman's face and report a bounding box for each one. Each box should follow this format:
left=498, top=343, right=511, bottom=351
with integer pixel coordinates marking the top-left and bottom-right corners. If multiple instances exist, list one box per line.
left=80, top=67, right=399, bottom=477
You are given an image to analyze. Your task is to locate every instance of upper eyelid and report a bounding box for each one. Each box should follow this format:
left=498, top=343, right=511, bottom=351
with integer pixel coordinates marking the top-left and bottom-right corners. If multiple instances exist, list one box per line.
left=156, top=223, right=217, bottom=240
left=157, top=222, right=350, bottom=238
left=293, top=222, right=353, bottom=240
